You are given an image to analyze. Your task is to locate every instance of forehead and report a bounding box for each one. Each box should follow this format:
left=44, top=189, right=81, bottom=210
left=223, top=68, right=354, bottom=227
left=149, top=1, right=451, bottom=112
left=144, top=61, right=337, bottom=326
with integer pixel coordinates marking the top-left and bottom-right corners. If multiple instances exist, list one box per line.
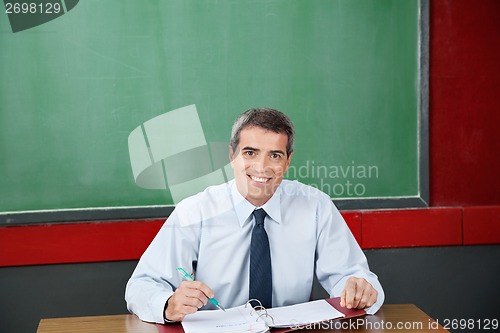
left=238, top=126, right=288, bottom=150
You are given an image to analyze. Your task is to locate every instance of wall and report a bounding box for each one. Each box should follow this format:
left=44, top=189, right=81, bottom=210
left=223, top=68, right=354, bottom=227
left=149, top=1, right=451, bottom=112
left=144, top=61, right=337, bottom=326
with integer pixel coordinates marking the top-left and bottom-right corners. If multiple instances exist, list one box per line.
left=430, top=0, right=500, bottom=206
left=1, top=1, right=499, bottom=333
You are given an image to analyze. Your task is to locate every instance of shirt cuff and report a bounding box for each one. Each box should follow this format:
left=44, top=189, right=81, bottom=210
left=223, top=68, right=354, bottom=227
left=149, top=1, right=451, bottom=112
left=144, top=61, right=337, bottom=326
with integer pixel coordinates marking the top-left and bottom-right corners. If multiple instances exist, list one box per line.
left=150, top=290, right=174, bottom=324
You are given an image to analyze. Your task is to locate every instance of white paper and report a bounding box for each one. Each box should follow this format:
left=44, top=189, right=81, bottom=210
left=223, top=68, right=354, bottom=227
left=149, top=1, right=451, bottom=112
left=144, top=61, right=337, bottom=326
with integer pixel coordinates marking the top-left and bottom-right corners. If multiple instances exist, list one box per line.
left=181, top=299, right=344, bottom=333
left=182, top=305, right=268, bottom=333
left=267, top=299, right=345, bottom=327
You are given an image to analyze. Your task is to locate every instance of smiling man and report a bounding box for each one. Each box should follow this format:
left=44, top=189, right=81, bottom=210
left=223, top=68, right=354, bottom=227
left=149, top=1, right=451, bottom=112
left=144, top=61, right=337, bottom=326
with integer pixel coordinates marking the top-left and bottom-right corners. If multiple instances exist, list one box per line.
left=125, top=108, right=384, bottom=323
left=230, top=126, right=292, bottom=207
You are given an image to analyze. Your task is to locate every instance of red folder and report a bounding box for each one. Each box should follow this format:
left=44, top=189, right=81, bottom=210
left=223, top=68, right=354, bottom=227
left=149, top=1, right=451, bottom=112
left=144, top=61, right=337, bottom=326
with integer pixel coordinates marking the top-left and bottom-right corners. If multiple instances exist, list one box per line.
left=156, top=297, right=366, bottom=333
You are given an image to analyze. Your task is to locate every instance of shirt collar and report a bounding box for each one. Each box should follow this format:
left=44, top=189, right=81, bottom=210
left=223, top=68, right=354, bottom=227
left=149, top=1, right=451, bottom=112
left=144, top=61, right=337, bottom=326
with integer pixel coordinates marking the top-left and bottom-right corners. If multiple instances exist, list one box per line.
left=230, top=180, right=282, bottom=227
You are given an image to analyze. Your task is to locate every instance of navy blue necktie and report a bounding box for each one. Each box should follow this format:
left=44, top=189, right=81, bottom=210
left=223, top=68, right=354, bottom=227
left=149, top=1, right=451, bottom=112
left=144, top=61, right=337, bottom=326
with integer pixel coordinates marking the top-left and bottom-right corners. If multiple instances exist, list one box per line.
left=249, top=208, right=272, bottom=308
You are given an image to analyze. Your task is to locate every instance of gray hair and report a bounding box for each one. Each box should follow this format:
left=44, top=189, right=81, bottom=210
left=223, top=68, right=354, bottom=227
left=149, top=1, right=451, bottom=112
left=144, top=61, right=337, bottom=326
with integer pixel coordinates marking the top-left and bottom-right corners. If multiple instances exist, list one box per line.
left=230, top=108, right=295, bottom=157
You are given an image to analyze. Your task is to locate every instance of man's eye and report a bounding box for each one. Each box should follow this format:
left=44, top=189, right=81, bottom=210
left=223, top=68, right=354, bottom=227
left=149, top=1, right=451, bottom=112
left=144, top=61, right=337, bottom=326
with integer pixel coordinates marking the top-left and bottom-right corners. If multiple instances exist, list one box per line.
left=271, top=153, right=281, bottom=159
left=244, top=151, right=255, bottom=156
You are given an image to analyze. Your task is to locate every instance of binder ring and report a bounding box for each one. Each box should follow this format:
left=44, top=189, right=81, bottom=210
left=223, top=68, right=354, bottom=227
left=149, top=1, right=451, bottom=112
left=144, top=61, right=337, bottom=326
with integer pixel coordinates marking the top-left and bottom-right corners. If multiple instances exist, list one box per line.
left=257, top=312, right=275, bottom=324
left=250, top=305, right=266, bottom=316
left=245, top=299, right=263, bottom=309
left=245, top=299, right=275, bottom=324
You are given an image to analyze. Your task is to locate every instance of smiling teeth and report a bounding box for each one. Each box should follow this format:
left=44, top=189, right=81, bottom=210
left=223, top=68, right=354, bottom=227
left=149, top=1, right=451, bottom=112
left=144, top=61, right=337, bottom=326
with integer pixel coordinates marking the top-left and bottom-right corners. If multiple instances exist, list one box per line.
left=251, top=176, right=268, bottom=183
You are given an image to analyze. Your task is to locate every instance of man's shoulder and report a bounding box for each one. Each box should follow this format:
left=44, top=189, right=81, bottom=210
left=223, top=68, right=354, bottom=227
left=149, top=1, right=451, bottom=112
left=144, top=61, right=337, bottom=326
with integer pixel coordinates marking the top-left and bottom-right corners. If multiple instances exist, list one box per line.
left=176, top=182, right=232, bottom=211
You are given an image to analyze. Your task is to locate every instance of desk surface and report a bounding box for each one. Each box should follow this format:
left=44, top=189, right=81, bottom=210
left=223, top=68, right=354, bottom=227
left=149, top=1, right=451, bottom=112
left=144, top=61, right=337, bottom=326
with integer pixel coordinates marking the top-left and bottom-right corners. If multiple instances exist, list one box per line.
left=37, top=304, right=449, bottom=333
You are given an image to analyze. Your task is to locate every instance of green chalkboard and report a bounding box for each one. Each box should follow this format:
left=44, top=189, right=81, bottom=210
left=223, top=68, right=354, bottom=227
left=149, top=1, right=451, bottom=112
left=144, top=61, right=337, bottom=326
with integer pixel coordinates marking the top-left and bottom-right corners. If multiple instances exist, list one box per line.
left=0, top=0, right=428, bottom=224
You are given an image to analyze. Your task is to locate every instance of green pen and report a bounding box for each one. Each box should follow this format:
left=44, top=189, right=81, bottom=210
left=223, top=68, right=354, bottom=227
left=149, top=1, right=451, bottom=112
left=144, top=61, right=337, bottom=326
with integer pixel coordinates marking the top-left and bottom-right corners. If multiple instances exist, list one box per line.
left=176, top=267, right=226, bottom=311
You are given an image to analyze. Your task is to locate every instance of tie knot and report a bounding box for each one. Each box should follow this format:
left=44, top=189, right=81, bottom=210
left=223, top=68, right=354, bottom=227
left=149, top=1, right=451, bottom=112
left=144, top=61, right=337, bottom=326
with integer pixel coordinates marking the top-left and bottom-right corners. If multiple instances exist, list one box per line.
left=253, top=209, right=267, bottom=226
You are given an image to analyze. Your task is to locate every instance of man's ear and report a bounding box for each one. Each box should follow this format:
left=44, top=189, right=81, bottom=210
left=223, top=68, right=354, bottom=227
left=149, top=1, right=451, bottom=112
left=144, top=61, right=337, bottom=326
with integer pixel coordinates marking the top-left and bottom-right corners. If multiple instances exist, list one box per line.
left=284, top=152, right=294, bottom=172
left=229, top=146, right=235, bottom=164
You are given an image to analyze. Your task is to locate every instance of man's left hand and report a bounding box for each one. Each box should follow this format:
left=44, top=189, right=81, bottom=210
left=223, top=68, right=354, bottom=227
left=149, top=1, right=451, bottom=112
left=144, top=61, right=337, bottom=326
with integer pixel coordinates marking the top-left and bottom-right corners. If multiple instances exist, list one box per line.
left=340, top=277, right=378, bottom=309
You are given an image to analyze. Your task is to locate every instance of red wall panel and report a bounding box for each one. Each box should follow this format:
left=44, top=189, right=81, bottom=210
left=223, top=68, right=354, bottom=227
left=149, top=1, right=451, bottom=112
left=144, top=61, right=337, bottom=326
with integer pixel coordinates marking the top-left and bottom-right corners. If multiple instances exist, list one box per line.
left=0, top=220, right=164, bottom=267
left=342, top=211, right=362, bottom=245
left=361, top=208, right=463, bottom=249
left=463, top=206, right=500, bottom=245
left=430, top=0, right=500, bottom=206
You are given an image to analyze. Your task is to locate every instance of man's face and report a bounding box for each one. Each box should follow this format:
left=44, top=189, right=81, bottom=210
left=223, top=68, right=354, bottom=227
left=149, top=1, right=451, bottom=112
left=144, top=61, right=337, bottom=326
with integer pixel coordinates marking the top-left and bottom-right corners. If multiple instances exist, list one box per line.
left=230, top=126, right=293, bottom=207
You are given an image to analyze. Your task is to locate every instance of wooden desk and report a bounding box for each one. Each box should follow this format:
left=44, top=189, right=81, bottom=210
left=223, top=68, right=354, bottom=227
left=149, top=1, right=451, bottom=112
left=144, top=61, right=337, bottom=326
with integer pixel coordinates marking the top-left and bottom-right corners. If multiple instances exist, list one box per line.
left=37, top=304, right=449, bottom=332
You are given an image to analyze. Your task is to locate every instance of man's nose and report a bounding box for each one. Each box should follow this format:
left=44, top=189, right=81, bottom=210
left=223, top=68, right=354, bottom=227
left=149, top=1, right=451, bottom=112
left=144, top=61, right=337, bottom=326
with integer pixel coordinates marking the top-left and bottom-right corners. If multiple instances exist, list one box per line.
left=251, top=155, right=270, bottom=173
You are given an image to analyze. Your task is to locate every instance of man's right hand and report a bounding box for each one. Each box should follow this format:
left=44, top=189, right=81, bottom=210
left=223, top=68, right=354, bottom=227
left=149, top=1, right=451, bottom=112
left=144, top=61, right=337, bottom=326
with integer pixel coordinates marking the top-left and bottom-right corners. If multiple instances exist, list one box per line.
left=164, top=281, right=215, bottom=322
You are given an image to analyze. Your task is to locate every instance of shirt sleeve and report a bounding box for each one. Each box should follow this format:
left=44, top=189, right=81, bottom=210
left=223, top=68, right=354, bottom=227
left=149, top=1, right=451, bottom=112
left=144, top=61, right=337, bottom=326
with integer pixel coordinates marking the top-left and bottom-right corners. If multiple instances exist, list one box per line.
left=314, top=196, right=385, bottom=314
left=124, top=205, right=202, bottom=323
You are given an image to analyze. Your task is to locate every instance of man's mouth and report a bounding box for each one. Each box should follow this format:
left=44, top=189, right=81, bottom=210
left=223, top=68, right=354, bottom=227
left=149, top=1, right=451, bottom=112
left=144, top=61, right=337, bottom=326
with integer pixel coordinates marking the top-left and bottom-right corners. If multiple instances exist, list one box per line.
left=249, top=175, right=270, bottom=183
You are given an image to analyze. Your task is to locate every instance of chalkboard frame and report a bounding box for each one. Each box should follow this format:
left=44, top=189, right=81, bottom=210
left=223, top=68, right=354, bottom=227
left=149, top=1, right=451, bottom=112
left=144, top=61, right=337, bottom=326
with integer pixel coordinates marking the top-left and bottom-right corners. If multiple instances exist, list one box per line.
left=0, top=0, right=429, bottom=225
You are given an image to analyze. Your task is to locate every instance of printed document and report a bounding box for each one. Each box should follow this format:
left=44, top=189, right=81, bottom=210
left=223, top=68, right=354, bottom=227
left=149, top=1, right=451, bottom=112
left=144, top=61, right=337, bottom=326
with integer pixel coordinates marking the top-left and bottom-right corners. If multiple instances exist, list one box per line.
left=181, top=299, right=345, bottom=333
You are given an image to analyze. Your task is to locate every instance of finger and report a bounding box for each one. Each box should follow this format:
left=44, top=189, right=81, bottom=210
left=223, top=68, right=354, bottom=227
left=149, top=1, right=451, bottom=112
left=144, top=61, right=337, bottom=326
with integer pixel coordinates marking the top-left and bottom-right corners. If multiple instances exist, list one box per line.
left=343, top=279, right=357, bottom=309
left=356, top=282, right=378, bottom=309
left=356, top=280, right=377, bottom=309
left=190, top=281, right=215, bottom=300
left=180, top=280, right=213, bottom=306
left=340, top=288, right=347, bottom=308
left=365, top=289, right=378, bottom=308
left=166, top=283, right=207, bottom=321
left=352, top=279, right=367, bottom=309
left=356, top=288, right=369, bottom=309
left=183, top=288, right=208, bottom=308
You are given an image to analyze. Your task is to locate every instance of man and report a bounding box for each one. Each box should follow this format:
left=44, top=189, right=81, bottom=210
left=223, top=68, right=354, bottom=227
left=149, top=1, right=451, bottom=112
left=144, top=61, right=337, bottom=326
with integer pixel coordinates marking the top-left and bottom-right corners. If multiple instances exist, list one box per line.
left=125, top=108, right=384, bottom=323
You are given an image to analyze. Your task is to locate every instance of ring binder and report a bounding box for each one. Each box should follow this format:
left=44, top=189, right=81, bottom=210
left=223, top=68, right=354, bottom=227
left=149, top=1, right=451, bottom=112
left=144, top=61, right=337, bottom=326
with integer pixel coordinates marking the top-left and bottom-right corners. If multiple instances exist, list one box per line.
left=245, top=299, right=275, bottom=325
left=177, top=297, right=365, bottom=333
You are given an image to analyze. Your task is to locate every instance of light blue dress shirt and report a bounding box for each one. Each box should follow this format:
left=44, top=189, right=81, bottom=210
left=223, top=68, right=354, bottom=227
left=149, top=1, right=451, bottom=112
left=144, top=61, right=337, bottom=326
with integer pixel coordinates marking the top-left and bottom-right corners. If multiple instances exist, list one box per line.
left=125, top=179, right=384, bottom=323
